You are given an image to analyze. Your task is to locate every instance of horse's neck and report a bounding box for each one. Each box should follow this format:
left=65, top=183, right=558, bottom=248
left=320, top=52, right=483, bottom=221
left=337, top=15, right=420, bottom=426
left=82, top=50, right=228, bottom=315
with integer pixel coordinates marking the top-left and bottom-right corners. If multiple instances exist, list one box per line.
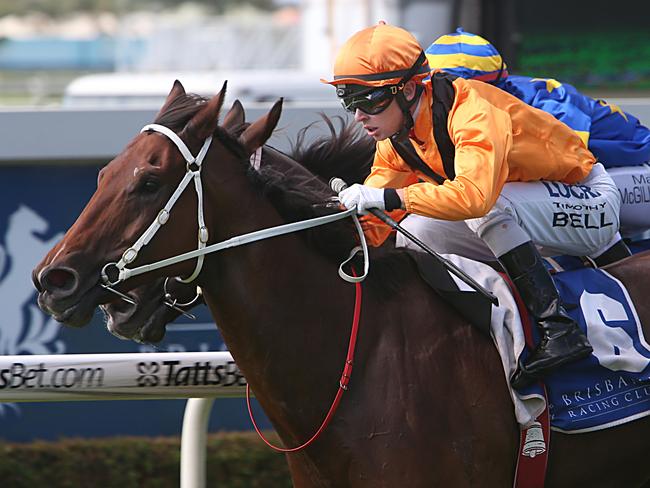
left=205, top=239, right=354, bottom=439
left=199, top=171, right=356, bottom=441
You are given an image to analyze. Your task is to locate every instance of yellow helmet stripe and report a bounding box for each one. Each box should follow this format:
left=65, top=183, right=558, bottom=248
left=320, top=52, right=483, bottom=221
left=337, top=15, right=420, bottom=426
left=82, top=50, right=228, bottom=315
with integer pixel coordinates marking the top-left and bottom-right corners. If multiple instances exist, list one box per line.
left=431, top=33, right=492, bottom=46
left=426, top=53, right=504, bottom=71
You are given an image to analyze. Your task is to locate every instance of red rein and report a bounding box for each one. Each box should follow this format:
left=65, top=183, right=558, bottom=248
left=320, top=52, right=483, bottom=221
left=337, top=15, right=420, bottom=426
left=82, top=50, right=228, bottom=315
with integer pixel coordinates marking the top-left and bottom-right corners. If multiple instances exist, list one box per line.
left=247, top=278, right=363, bottom=452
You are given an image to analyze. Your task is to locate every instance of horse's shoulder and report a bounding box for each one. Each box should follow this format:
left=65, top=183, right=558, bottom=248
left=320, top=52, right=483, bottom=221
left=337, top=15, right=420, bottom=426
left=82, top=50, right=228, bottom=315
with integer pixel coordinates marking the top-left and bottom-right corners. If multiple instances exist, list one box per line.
left=366, top=249, right=484, bottom=337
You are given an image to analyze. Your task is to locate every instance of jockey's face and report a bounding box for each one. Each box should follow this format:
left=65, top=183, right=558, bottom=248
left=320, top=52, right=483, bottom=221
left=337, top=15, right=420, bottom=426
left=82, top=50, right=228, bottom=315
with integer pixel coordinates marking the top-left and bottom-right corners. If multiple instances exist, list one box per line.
left=353, top=80, right=417, bottom=141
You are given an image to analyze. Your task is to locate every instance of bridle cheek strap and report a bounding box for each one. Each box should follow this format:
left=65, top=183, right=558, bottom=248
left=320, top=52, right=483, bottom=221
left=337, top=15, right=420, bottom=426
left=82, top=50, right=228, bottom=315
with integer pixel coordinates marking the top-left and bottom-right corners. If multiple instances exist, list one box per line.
left=104, top=124, right=212, bottom=286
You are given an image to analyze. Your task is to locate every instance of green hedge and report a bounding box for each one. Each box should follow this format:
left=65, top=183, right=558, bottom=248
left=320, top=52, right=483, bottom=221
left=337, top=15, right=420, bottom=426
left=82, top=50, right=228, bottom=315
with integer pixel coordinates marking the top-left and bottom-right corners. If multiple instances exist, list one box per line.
left=518, top=30, right=650, bottom=90
left=0, top=432, right=292, bottom=488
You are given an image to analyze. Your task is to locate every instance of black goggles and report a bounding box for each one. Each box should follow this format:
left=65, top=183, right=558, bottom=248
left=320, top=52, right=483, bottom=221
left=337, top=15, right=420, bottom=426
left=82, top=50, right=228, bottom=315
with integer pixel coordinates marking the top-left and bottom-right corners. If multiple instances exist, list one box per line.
left=337, top=85, right=401, bottom=115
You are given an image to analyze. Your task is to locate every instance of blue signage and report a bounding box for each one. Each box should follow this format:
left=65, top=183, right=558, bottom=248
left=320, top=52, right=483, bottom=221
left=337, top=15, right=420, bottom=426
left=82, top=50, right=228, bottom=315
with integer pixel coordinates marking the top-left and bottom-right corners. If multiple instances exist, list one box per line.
left=0, top=164, right=270, bottom=442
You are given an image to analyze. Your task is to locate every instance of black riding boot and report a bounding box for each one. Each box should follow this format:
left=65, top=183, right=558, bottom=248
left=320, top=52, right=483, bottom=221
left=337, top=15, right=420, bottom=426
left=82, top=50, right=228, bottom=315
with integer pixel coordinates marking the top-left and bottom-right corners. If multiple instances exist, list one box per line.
left=499, top=242, right=593, bottom=389
left=592, top=239, right=632, bottom=267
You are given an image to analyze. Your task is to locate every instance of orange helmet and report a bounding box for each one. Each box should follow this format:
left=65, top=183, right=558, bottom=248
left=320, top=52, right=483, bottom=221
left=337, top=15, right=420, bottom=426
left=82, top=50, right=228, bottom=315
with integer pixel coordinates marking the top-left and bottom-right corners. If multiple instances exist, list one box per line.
left=321, top=23, right=430, bottom=88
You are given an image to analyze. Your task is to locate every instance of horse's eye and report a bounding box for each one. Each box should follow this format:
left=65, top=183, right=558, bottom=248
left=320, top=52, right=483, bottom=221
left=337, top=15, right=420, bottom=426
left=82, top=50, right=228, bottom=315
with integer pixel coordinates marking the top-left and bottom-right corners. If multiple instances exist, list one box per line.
left=141, top=179, right=160, bottom=194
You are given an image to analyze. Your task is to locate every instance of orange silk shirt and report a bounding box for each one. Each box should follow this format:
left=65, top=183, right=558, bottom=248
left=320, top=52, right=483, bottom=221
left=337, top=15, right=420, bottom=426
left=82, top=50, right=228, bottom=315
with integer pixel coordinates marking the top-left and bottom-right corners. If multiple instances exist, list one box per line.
left=362, top=77, right=596, bottom=246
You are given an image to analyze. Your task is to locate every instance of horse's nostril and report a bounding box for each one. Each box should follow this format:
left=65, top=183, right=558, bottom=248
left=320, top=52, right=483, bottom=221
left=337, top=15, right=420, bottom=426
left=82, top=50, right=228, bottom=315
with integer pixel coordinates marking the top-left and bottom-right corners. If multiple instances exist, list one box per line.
left=32, top=268, right=44, bottom=293
left=41, top=267, right=79, bottom=293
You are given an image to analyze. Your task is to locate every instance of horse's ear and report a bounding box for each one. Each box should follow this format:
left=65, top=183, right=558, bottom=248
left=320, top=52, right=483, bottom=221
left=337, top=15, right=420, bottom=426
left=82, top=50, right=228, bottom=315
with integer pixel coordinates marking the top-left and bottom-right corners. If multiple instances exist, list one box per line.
left=181, top=81, right=227, bottom=142
left=239, top=98, right=283, bottom=156
left=155, top=80, right=186, bottom=119
left=222, top=99, right=245, bottom=133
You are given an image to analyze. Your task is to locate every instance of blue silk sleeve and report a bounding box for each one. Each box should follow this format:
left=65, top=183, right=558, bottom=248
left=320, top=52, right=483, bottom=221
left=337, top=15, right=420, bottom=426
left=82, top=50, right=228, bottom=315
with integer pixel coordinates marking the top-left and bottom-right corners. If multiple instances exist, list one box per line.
left=502, top=76, right=592, bottom=143
left=501, top=76, right=650, bottom=167
left=588, top=102, right=650, bottom=167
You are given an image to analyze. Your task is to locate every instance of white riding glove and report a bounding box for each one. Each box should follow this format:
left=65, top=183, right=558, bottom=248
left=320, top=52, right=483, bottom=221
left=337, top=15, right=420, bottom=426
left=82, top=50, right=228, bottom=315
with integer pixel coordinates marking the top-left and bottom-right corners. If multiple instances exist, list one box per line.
left=339, top=184, right=386, bottom=215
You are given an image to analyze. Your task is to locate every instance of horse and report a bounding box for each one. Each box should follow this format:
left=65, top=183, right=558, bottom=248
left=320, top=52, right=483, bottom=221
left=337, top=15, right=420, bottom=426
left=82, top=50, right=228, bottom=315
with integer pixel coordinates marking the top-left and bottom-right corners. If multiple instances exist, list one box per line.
left=33, top=81, right=650, bottom=487
left=102, top=106, right=374, bottom=345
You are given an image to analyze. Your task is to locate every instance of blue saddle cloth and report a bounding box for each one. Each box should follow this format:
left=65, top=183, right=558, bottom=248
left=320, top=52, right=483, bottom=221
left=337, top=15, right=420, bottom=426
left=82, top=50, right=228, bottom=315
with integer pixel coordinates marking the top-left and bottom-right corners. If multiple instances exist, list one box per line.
left=521, top=246, right=650, bottom=433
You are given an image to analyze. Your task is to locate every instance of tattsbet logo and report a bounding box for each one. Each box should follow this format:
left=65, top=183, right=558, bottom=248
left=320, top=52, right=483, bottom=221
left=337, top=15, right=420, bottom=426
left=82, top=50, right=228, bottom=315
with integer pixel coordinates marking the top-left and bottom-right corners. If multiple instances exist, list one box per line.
left=137, top=360, right=246, bottom=387
left=0, top=362, right=105, bottom=389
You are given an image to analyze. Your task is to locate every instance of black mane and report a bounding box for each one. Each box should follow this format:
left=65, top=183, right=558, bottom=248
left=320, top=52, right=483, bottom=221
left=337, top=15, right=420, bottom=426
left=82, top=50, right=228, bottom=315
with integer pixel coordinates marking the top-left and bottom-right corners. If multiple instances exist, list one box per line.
left=154, top=92, right=209, bottom=131
left=153, top=93, right=398, bottom=275
left=243, top=116, right=376, bottom=260
left=290, top=114, right=374, bottom=185
left=245, top=145, right=359, bottom=259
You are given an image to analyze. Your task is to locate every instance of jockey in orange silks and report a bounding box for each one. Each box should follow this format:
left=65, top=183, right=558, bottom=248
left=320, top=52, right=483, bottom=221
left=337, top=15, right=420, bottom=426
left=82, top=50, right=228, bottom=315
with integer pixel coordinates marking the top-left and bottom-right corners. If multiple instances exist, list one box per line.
left=322, top=23, right=630, bottom=389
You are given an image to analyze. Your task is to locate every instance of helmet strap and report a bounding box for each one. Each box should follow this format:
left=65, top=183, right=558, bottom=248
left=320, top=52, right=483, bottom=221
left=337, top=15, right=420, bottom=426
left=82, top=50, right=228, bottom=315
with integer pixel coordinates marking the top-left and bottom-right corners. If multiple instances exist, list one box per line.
left=391, top=83, right=423, bottom=141
left=493, top=60, right=506, bottom=84
left=389, top=51, right=427, bottom=141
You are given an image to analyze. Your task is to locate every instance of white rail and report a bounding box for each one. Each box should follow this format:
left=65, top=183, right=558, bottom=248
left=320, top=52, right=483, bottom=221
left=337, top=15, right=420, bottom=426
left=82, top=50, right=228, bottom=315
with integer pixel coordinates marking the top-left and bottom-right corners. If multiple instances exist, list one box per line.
left=0, top=351, right=247, bottom=488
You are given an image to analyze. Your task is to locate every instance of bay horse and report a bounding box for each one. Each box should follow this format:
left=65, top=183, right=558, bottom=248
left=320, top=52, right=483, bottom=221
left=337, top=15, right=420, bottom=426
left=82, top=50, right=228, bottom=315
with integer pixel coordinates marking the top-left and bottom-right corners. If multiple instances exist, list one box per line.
left=33, top=81, right=650, bottom=487
left=102, top=105, right=374, bottom=344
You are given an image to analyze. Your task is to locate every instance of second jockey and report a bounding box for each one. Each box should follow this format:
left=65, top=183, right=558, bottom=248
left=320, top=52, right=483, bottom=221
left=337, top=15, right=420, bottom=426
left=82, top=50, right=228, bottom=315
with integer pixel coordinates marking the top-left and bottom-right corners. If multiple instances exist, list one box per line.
left=426, top=27, right=650, bottom=241
left=322, top=23, right=628, bottom=389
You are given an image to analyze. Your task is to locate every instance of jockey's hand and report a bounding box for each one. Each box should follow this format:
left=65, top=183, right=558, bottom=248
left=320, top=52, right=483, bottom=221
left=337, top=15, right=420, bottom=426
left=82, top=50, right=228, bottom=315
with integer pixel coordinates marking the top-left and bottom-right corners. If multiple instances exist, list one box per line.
left=339, top=184, right=386, bottom=215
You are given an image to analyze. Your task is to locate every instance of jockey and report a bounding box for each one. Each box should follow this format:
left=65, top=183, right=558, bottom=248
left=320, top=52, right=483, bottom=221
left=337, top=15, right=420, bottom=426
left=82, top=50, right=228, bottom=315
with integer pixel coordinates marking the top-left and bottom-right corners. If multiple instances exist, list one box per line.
left=425, top=27, right=650, bottom=240
left=322, top=22, right=628, bottom=389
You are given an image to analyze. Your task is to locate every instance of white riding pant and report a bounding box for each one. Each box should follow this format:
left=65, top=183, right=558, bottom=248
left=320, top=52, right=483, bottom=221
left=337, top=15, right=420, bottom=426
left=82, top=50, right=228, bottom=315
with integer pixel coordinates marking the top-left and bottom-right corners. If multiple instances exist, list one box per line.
left=396, top=163, right=622, bottom=260
left=607, top=163, right=650, bottom=238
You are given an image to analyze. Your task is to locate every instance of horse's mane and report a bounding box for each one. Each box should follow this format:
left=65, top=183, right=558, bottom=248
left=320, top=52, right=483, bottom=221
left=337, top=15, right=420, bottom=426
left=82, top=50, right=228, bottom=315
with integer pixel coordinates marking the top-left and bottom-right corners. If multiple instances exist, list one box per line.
left=153, top=92, right=405, bottom=286
left=154, top=93, right=209, bottom=131
left=246, top=147, right=359, bottom=259
left=153, top=92, right=358, bottom=255
left=290, top=114, right=374, bottom=185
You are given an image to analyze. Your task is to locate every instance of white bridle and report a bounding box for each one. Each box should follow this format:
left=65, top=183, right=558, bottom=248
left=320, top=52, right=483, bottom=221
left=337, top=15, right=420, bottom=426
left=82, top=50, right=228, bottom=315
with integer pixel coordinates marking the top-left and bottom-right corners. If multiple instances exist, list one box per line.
left=100, top=123, right=369, bottom=302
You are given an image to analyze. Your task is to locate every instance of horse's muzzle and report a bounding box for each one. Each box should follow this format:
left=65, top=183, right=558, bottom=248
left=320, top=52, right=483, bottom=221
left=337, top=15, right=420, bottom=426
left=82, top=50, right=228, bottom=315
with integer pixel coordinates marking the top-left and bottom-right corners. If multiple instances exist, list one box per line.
left=33, top=264, right=100, bottom=327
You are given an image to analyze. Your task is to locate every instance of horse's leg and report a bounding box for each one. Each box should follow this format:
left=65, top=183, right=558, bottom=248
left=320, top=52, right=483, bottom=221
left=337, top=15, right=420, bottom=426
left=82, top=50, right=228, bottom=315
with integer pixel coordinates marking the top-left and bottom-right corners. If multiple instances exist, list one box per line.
left=285, top=451, right=341, bottom=488
left=286, top=456, right=318, bottom=488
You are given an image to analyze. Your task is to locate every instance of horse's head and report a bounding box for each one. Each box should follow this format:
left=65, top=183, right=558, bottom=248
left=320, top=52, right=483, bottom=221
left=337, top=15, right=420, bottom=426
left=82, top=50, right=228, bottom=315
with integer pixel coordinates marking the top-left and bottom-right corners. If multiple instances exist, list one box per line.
left=100, top=98, right=247, bottom=342
left=33, top=80, right=282, bottom=327
left=100, top=105, right=375, bottom=344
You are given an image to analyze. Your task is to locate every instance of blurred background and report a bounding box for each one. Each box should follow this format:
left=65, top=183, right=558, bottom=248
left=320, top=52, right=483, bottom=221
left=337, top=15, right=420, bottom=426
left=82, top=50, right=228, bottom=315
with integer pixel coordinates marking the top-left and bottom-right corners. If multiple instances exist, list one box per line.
left=0, top=0, right=648, bottom=453
left=0, top=0, right=647, bottom=106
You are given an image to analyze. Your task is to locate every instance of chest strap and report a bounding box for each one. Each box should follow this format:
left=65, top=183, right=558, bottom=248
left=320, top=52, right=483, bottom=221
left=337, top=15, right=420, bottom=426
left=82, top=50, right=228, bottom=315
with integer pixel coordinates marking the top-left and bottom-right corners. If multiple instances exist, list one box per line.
left=389, top=72, right=457, bottom=184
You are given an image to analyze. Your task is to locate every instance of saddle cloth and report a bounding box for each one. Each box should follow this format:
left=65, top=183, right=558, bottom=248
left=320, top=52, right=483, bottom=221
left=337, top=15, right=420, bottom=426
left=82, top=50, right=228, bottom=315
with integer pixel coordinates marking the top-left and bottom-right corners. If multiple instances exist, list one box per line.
left=426, top=252, right=650, bottom=433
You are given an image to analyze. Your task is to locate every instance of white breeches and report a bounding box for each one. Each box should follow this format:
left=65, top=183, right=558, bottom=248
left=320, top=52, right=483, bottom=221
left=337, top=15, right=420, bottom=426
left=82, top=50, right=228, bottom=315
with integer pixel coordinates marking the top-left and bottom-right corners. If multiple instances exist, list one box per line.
left=396, top=163, right=622, bottom=260
left=607, top=163, right=650, bottom=238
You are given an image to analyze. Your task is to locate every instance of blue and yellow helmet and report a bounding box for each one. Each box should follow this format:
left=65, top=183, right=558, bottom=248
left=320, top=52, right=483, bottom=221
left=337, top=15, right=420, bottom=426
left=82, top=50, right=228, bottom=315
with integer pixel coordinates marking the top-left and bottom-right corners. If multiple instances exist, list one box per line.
left=425, top=27, right=508, bottom=83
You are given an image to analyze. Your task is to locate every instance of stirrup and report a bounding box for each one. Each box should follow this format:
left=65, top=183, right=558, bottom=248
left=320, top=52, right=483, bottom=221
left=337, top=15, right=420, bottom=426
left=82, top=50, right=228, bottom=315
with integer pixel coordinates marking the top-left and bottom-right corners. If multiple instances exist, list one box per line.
left=510, top=340, right=592, bottom=390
